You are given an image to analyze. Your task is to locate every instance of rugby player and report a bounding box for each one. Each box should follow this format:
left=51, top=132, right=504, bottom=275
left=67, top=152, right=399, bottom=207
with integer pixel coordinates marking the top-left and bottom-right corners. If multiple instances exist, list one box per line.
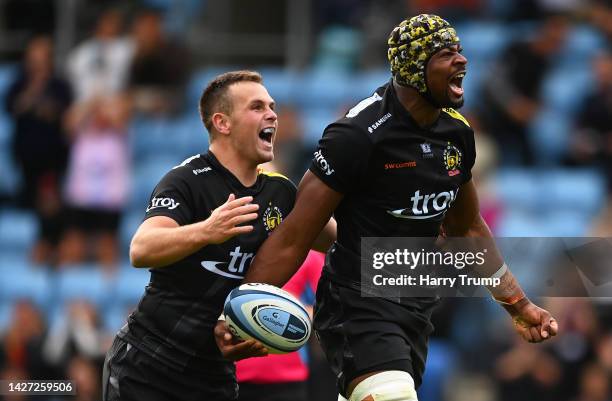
left=217, top=15, right=559, bottom=401
left=102, top=70, right=335, bottom=401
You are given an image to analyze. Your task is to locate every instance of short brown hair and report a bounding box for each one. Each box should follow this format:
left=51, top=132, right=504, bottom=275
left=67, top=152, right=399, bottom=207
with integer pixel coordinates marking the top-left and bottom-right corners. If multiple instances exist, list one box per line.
left=199, top=70, right=263, bottom=133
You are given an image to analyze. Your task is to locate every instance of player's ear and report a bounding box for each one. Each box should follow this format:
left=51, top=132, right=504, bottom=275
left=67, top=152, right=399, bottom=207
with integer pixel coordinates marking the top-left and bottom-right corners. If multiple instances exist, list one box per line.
left=212, top=112, right=231, bottom=136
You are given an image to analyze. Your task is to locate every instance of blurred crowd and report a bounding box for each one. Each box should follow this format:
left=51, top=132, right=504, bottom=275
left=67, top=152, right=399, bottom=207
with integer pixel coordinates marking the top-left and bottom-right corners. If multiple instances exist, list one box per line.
left=0, top=0, right=611, bottom=400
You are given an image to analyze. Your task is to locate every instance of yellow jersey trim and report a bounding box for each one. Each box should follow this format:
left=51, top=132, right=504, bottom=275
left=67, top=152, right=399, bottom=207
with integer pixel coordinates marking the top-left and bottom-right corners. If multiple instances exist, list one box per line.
left=442, top=108, right=471, bottom=128
left=258, top=169, right=290, bottom=181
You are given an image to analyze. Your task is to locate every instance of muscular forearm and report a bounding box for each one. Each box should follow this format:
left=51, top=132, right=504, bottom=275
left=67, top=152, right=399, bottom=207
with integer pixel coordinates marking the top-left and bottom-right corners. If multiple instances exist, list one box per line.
left=445, top=214, right=526, bottom=305
left=245, top=215, right=314, bottom=287
left=311, top=218, right=337, bottom=253
left=130, top=222, right=208, bottom=268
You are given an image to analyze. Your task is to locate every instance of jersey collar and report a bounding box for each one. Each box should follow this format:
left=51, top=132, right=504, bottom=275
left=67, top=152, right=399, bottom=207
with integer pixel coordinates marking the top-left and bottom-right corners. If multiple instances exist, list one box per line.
left=204, top=150, right=265, bottom=195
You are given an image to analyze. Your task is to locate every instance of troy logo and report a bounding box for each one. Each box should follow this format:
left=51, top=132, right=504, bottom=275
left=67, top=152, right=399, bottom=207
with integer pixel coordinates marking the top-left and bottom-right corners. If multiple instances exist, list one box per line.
left=314, top=150, right=335, bottom=176
left=146, top=197, right=180, bottom=212
left=388, top=189, right=458, bottom=220
left=200, top=246, right=254, bottom=279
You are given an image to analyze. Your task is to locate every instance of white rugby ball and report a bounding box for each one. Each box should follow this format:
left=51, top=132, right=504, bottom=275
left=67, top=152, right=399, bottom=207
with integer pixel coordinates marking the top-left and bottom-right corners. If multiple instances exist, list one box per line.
left=223, top=283, right=311, bottom=354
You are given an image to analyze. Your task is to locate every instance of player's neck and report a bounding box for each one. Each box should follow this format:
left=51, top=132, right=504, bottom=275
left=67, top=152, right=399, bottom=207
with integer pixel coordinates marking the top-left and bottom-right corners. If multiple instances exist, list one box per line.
left=393, top=81, right=440, bottom=128
left=209, top=144, right=258, bottom=186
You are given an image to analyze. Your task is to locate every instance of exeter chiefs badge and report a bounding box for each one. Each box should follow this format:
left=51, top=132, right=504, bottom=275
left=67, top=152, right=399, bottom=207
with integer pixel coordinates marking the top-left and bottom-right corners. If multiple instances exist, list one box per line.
left=263, top=203, right=283, bottom=232
left=443, top=143, right=462, bottom=177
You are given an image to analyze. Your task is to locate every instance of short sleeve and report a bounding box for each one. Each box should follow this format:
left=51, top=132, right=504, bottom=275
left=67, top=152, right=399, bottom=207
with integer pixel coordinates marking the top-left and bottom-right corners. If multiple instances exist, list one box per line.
left=143, top=168, right=194, bottom=225
left=308, top=122, right=372, bottom=194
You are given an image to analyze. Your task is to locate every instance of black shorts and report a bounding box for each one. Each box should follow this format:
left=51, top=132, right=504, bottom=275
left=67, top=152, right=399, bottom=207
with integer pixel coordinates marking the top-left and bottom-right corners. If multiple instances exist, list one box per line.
left=103, top=336, right=238, bottom=401
left=237, top=381, right=307, bottom=401
left=67, top=207, right=121, bottom=233
left=313, top=272, right=437, bottom=398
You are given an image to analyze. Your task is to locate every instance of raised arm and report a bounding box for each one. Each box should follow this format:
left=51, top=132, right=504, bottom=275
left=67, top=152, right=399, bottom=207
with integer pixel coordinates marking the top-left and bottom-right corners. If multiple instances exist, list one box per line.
left=244, top=170, right=343, bottom=287
left=443, top=180, right=558, bottom=343
left=130, top=194, right=258, bottom=268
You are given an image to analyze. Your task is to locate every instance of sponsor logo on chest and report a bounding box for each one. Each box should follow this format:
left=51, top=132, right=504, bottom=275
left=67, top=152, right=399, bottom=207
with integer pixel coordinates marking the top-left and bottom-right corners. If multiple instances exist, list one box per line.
left=201, top=246, right=254, bottom=279
left=387, top=188, right=458, bottom=220
left=368, top=113, right=392, bottom=133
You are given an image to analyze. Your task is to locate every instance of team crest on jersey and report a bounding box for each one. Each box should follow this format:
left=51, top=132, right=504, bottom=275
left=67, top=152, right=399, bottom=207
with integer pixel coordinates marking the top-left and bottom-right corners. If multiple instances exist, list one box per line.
left=443, top=143, right=462, bottom=176
left=263, top=203, right=283, bottom=232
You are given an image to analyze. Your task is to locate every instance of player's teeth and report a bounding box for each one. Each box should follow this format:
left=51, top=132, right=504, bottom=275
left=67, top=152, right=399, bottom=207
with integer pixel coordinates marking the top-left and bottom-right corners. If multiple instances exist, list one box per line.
left=262, top=127, right=275, bottom=134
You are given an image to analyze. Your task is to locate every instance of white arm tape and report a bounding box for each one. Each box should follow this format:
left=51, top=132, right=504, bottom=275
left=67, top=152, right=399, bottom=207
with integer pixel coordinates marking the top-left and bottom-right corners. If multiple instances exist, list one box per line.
left=489, top=263, right=508, bottom=279
left=218, top=313, right=226, bottom=321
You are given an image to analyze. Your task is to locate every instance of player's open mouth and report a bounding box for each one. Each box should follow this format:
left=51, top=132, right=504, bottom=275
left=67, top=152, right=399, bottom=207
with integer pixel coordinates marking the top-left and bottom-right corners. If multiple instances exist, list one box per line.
left=449, top=71, right=466, bottom=97
left=259, top=127, right=275, bottom=144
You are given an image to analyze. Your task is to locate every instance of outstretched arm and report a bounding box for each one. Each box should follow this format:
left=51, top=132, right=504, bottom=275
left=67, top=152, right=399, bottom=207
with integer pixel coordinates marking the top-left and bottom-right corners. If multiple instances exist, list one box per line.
left=443, top=180, right=558, bottom=343
left=245, top=170, right=343, bottom=286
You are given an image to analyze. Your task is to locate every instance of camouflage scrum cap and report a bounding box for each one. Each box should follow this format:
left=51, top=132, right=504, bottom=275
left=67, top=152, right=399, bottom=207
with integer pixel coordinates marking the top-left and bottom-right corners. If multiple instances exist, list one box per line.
left=387, top=14, right=460, bottom=93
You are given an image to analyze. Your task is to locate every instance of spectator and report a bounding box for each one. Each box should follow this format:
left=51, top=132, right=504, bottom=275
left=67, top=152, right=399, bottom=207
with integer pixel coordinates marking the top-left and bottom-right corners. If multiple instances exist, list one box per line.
left=66, top=355, right=102, bottom=401
left=566, top=51, right=612, bottom=191
left=0, top=300, right=53, bottom=380
left=128, top=8, right=191, bottom=116
left=4, top=36, right=73, bottom=265
left=494, top=339, right=564, bottom=401
left=57, top=95, right=131, bottom=270
left=478, top=14, right=570, bottom=165
left=43, top=300, right=110, bottom=376
left=572, top=363, right=611, bottom=401
left=66, top=8, right=134, bottom=102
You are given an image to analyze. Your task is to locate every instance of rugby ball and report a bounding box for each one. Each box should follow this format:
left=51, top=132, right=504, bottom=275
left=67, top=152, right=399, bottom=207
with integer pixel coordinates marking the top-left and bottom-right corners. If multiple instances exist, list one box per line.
left=223, top=283, right=311, bottom=354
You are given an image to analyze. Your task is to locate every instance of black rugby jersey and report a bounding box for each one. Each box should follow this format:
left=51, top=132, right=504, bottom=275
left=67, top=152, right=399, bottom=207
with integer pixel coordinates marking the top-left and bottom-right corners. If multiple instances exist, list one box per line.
left=120, top=151, right=296, bottom=376
left=309, top=80, right=476, bottom=287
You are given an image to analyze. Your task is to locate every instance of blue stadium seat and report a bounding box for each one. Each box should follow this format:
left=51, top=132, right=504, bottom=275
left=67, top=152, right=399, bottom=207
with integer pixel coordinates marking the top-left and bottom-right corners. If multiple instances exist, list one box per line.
left=561, top=25, right=607, bottom=65
left=543, top=169, right=605, bottom=216
left=103, top=303, right=131, bottom=333
left=541, top=66, right=593, bottom=116
left=497, top=209, right=545, bottom=237
left=256, top=67, right=300, bottom=105
left=0, top=209, right=38, bottom=253
left=0, top=260, right=52, bottom=309
left=129, top=156, right=177, bottom=210
left=301, top=107, right=339, bottom=147
left=187, top=66, right=237, bottom=104
left=493, top=169, right=542, bottom=212
left=349, top=69, right=389, bottom=101
left=457, top=22, right=510, bottom=62
left=461, top=61, right=487, bottom=111
left=541, top=209, right=590, bottom=237
left=54, top=267, right=114, bottom=309
left=166, top=112, right=209, bottom=159
left=418, top=340, right=457, bottom=401
left=114, top=268, right=149, bottom=306
left=295, top=69, right=352, bottom=109
left=103, top=268, right=149, bottom=333
left=0, top=301, right=12, bottom=331
left=529, top=109, right=571, bottom=165
left=119, top=211, right=144, bottom=255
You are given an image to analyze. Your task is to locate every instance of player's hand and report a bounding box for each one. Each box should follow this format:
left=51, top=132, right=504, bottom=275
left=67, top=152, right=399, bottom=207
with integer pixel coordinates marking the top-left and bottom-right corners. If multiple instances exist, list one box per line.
left=214, top=320, right=268, bottom=361
left=504, top=299, right=559, bottom=343
left=202, top=194, right=259, bottom=244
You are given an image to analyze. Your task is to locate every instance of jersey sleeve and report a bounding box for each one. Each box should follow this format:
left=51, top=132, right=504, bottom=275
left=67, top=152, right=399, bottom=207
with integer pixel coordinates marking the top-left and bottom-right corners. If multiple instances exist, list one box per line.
left=143, top=167, right=195, bottom=225
left=308, top=122, right=372, bottom=194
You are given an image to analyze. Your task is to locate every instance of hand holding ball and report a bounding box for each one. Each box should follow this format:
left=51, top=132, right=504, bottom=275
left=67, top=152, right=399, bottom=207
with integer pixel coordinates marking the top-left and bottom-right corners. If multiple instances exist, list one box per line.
left=223, top=283, right=312, bottom=354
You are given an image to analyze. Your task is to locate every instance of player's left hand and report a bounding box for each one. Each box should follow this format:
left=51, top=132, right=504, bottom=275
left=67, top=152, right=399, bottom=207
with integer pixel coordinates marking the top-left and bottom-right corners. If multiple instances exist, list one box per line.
left=214, top=320, right=269, bottom=361
left=504, top=299, right=559, bottom=343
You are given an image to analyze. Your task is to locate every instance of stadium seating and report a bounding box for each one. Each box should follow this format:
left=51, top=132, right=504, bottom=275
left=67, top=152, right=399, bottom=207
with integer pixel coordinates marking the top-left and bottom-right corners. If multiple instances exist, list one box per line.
left=0, top=208, right=39, bottom=255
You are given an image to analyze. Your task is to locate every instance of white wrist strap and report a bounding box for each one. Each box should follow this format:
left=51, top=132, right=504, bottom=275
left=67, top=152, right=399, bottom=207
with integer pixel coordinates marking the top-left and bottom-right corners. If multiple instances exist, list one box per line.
left=490, top=263, right=508, bottom=279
